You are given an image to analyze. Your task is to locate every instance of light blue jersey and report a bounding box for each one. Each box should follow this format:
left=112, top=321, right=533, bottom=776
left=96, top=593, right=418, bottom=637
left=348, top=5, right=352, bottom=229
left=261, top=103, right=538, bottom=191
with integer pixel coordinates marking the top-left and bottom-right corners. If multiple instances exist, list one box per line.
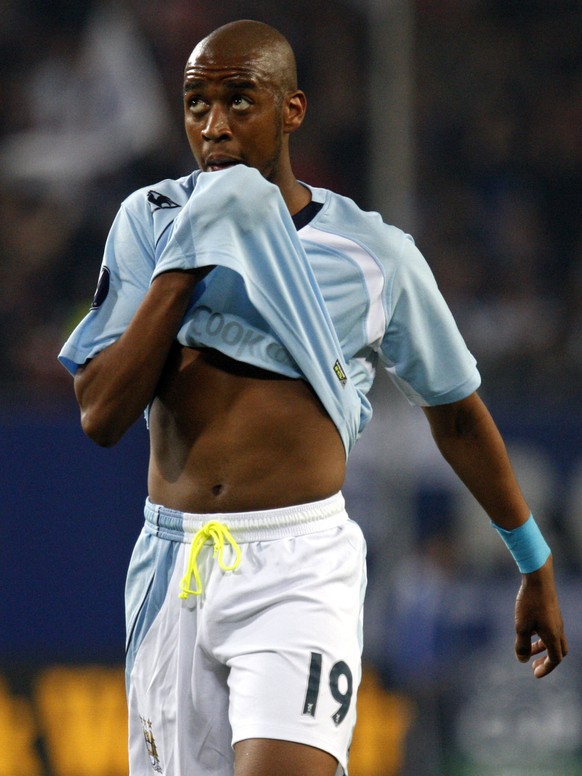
left=59, top=166, right=480, bottom=454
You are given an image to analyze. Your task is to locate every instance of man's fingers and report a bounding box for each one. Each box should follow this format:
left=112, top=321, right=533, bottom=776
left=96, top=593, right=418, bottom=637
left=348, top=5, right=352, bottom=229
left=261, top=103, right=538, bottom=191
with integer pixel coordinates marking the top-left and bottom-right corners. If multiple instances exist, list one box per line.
left=532, top=655, right=559, bottom=678
left=527, top=636, right=568, bottom=678
left=514, top=632, right=533, bottom=663
left=530, top=638, right=547, bottom=656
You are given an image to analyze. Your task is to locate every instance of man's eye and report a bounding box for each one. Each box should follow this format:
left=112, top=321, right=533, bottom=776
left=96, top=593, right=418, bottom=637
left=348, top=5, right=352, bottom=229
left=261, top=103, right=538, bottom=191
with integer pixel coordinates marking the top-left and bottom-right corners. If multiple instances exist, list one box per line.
left=232, top=96, right=252, bottom=111
left=188, top=98, right=207, bottom=116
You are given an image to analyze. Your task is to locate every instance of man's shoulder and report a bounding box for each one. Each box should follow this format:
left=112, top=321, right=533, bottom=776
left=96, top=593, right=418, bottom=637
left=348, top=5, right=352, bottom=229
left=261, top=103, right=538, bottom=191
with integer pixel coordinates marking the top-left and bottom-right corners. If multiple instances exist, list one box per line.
left=302, top=185, right=411, bottom=260
left=121, top=171, right=200, bottom=217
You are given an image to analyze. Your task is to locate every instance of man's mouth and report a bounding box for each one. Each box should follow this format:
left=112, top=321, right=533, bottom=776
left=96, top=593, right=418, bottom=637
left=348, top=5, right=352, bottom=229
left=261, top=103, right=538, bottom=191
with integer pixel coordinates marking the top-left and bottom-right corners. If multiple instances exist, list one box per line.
left=205, top=158, right=242, bottom=172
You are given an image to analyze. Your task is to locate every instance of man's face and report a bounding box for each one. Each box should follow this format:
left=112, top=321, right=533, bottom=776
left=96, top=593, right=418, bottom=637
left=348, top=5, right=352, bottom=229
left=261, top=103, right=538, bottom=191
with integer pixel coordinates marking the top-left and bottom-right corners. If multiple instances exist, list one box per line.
left=183, top=46, right=285, bottom=183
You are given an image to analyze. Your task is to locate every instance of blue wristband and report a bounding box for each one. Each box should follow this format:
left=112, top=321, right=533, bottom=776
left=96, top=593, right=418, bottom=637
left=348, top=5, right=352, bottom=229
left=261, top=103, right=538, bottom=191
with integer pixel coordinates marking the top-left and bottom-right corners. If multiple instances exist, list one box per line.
left=491, top=513, right=551, bottom=573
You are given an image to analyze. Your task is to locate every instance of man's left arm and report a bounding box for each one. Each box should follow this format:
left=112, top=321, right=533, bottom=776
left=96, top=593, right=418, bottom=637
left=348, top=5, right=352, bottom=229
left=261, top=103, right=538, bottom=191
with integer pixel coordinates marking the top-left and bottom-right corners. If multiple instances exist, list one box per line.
left=422, top=390, right=568, bottom=677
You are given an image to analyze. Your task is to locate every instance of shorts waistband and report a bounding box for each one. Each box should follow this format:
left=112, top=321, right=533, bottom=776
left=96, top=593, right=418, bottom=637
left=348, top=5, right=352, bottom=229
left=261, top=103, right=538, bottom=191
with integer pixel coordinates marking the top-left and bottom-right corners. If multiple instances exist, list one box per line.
left=144, top=492, right=347, bottom=543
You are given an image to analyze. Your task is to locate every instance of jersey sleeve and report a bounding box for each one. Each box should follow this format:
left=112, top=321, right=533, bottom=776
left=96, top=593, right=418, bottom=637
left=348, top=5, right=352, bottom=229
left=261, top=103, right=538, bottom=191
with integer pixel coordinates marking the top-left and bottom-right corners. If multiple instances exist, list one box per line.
left=380, top=233, right=481, bottom=405
left=58, top=198, right=155, bottom=375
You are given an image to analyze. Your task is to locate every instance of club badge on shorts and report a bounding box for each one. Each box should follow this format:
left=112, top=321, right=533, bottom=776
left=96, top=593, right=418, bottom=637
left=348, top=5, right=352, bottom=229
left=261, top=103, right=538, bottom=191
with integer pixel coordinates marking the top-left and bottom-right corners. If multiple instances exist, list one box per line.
left=139, top=715, right=163, bottom=773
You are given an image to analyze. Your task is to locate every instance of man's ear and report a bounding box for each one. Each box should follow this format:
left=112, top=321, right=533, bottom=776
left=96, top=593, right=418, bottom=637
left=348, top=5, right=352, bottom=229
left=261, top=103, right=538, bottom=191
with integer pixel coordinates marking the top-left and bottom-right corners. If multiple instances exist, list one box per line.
left=283, top=90, right=307, bottom=134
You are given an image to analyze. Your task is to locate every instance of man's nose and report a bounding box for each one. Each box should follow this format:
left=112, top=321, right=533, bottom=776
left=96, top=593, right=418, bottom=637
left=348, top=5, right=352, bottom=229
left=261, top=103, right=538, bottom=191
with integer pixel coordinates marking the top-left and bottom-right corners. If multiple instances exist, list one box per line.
left=202, top=105, right=231, bottom=141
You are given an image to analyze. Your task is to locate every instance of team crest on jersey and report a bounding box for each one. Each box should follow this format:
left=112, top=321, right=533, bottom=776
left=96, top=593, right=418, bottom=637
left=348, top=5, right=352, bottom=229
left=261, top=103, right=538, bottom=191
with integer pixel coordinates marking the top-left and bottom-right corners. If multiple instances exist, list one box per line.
left=139, top=715, right=163, bottom=773
left=90, top=266, right=110, bottom=309
left=147, top=190, right=180, bottom=211
left=333, top=359, right=348, bottom=386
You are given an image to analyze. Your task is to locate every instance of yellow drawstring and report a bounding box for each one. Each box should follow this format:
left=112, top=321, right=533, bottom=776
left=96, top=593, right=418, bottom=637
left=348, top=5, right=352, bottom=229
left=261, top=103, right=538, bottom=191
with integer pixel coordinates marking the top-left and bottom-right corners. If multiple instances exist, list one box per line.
left=179, top=521, right=242, bottom=599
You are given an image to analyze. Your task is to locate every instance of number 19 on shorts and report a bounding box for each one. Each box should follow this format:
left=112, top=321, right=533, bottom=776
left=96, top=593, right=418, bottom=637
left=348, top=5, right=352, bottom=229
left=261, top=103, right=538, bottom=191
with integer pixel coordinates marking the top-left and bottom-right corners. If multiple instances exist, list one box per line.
left=302, top=652, right=353, bottom=726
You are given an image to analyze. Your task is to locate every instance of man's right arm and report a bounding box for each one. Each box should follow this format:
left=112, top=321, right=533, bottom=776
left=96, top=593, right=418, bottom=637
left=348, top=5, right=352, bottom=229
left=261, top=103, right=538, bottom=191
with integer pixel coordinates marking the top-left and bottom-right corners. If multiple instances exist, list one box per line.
left=74, top=269, right=204, bottom=447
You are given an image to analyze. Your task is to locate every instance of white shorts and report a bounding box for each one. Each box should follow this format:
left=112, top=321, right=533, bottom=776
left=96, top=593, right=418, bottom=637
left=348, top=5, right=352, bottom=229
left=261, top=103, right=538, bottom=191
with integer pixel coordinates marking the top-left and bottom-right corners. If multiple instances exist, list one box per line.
left=125, top=492, right=367, bottom=776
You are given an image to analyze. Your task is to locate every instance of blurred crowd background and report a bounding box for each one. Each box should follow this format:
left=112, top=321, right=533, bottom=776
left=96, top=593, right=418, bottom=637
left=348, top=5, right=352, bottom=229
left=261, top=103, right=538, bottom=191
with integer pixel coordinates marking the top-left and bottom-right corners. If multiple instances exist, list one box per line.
left=1, top=1, right=581, bottom=774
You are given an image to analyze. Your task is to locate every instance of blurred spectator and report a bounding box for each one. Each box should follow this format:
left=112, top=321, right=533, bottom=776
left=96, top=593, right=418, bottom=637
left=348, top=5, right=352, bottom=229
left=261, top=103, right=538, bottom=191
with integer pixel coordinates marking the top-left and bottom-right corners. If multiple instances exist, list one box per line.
left=0, top=3, right=172, bottom=196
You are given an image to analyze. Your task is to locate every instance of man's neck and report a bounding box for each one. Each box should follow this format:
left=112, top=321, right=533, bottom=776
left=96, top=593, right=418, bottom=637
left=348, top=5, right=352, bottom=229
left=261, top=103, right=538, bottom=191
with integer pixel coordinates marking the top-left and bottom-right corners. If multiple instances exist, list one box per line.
left=279, top=178, right=311, bottom=216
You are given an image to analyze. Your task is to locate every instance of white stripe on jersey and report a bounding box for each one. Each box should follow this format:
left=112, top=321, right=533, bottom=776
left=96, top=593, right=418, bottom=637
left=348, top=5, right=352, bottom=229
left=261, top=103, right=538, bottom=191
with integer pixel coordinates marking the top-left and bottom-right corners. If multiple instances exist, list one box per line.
left=299, top=225, right=386, bottom=350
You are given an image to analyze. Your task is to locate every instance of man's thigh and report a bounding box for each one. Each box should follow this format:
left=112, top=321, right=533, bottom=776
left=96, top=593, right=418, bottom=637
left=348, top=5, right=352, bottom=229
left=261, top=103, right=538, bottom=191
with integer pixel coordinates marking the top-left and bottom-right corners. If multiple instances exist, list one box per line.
left=234, top=738, right=339, bottom=776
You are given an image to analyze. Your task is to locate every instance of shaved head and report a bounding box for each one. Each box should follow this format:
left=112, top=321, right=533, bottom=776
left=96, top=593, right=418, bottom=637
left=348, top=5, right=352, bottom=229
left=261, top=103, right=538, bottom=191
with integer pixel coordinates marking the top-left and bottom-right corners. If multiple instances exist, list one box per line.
left=188, top=20, right=298, bottom=94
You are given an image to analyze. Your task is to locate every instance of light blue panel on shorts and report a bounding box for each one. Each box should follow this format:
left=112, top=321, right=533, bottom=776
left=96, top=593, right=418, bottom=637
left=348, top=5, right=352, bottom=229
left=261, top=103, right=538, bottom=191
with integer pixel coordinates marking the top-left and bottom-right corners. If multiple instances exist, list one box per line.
left=125, top=519, right=183, bottom=691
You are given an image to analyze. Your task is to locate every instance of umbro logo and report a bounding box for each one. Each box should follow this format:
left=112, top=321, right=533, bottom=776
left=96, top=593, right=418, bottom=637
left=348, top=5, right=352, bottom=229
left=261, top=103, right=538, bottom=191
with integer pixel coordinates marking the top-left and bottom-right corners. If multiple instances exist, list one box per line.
left=333, top=360, right=348, bottom=386
left=147, top=190, right=180, bottom=211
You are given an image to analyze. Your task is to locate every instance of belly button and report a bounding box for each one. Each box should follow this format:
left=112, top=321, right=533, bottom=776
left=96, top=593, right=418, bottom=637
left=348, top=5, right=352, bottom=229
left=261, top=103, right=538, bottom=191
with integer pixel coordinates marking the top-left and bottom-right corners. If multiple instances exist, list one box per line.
left=211, top=484, right=223, bottom=496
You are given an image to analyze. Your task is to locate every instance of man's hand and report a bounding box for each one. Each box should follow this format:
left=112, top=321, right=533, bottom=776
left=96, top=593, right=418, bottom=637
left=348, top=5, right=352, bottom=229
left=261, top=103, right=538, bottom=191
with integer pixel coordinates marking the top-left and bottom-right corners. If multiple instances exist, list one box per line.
left=514, top=555, right=568, bottom=678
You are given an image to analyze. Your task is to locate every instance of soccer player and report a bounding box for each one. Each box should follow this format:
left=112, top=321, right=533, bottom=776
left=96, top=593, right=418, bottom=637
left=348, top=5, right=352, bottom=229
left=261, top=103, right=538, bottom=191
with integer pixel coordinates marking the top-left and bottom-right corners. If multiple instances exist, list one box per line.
left=59, top=19, right=567, bottom=776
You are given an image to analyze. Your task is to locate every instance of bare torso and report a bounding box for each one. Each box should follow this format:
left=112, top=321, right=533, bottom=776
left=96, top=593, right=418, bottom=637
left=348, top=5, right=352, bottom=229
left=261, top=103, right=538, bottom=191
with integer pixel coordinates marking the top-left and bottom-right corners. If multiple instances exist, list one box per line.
left=147, top=344, right=346, bottom=513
